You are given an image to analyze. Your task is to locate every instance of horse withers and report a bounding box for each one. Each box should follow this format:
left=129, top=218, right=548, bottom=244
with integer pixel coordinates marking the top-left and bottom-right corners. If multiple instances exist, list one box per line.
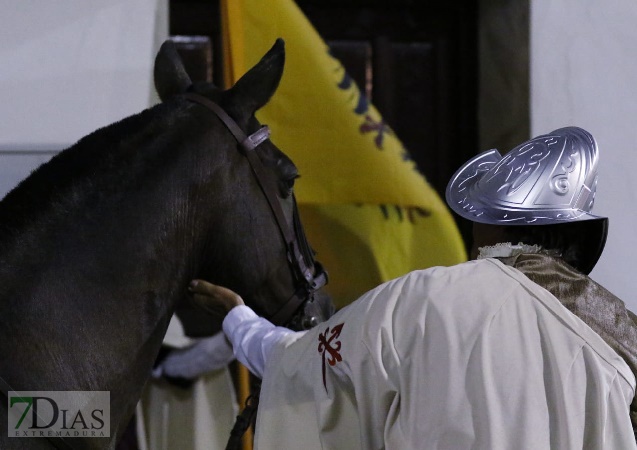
left=0, top=39, right=333, bottom=449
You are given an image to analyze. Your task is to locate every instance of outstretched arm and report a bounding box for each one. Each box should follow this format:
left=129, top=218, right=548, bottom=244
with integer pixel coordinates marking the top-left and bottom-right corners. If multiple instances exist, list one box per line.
left=189, top=280, right=299, bottom=378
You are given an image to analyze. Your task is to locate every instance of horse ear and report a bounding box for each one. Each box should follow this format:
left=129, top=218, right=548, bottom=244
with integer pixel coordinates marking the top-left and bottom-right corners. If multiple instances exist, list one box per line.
left=227, top=39, right=285, bottom=117
left=154, top=40, right=193, bottom=101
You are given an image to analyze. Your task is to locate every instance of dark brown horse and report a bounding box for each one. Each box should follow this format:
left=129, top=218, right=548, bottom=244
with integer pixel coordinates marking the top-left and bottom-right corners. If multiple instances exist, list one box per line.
left=0, top=39, right=332, bottom=449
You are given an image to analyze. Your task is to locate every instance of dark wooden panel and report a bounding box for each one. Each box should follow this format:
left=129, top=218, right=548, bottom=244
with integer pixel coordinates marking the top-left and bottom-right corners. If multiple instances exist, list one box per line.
left=384, top=41, right=439, bottom=189
left=171, top=35, right=214, bottom=83
left=170, top=0, right=224, bottom=87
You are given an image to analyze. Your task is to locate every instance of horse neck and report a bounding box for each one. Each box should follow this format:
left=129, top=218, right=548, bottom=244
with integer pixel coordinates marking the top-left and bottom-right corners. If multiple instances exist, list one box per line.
left=0, top=128, right=225, bottom=443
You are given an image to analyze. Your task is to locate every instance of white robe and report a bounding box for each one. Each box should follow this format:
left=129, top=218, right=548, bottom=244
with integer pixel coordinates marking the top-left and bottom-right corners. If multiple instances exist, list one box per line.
left=227, top=259, right=636, bottom=449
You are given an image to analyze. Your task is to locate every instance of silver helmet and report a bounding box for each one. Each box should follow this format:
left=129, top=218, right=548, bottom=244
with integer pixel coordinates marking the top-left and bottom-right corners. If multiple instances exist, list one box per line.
left=446, top=126, right=606, bottom=225
left=446, top=126, right=608, bottom=273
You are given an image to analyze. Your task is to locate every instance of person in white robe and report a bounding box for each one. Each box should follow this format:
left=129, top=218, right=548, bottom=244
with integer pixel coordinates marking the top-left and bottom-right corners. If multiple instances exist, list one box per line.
left=188, top=127, right=637, bottom=449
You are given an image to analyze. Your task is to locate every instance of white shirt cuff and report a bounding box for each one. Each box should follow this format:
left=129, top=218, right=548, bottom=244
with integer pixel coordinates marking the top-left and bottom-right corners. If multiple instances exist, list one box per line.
left=222, top=305, right=295, bottom=378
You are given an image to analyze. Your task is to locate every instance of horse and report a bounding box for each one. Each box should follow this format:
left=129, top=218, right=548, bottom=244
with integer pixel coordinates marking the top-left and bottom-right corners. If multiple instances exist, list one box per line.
left=0, top=38, right=333, bottom=449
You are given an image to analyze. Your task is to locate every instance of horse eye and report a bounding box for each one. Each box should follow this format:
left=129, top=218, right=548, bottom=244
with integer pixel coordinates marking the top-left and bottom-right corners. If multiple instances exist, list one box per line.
left=275, top=158, right=299, bottom=198
left=279, top=175, right=298, bottom=198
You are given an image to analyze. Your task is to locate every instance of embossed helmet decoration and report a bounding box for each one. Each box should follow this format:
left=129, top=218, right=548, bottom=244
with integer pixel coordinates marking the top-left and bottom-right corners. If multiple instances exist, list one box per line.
left=446, top=126, right=608, bottom=273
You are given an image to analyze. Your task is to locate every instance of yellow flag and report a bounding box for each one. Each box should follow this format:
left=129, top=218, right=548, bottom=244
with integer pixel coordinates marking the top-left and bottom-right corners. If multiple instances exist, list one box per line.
left=221, top=0, right=467, bottom=308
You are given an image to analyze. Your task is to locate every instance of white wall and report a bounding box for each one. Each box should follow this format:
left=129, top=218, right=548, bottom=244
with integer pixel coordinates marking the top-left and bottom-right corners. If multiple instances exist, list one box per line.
left=531, top=0, right=637, bottom=310
left=0, top=0, right=168, bottom=196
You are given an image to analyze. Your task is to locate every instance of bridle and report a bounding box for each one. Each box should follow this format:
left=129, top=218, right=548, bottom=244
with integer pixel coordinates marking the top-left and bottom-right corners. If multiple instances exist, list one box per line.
left=185, top=92, right=330, bottom=450
left=185, top=92, right=328, bottom=330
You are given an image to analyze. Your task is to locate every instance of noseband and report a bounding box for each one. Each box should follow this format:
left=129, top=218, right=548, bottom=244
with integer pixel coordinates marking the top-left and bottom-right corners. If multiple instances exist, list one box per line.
left=185, top=93, right=328, bottom=330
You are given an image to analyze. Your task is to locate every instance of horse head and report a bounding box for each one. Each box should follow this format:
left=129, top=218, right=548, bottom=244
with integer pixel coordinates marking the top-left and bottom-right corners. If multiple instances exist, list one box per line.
left=153, top=38, right=334, bottom=332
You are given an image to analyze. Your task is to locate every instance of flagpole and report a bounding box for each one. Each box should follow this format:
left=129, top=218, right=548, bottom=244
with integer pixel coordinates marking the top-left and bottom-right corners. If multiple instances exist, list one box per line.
left=237, top=363, right=253, bottom=450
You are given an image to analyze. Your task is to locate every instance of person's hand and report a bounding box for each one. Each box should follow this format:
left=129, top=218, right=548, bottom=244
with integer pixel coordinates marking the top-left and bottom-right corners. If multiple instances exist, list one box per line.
left=189, top=279, right=245, bottom=319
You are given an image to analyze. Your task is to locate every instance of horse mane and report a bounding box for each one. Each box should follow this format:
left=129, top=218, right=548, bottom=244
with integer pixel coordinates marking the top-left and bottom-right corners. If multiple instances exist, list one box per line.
left=0, top=101, right=183, bottom=238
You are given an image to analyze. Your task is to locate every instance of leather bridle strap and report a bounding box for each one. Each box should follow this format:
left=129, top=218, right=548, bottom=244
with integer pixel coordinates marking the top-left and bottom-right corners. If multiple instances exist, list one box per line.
left=184, top=93, right=327, bottom=326
left=184, top=94, right=270, bottom=152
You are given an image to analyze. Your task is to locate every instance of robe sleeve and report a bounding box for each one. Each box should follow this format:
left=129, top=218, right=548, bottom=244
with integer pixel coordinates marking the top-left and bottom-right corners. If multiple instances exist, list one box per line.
left=222, top=305, right=302, bottom=378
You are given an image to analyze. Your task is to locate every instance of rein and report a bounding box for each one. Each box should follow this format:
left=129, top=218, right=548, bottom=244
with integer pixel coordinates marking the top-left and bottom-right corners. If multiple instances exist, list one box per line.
left=184, top=93, right=328, bottom=328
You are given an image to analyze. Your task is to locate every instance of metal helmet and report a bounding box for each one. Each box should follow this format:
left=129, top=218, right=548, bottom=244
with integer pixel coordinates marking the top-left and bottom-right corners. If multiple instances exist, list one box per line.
left=446, top=126, right=608, bottom=273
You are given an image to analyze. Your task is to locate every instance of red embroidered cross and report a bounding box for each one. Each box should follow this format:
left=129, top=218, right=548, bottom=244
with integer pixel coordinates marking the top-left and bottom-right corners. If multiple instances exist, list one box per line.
left=317, top=323, right=344, bottom=393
